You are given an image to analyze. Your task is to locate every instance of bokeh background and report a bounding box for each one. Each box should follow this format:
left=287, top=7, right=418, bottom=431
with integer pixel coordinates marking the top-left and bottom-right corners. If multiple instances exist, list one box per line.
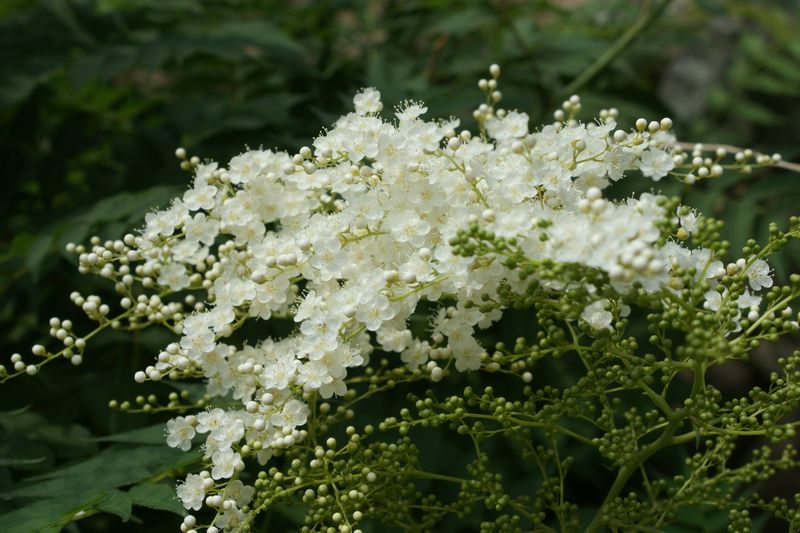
left=1, top=0, right=799, bottom=531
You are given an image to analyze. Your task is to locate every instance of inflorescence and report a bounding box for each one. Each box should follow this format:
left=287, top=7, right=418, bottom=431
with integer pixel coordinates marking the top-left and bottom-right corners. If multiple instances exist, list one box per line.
left=4, top=64, right=800, bottom=533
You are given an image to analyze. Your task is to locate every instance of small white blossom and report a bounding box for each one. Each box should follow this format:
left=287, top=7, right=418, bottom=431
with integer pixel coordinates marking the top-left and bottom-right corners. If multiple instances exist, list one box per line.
left=639, top=149, right=674, bottom=180
left=353, top=87, right=382, bottom=115
left=176, top=474, right=205, bottom=510
left=736, top=290, right=762, bottom=309
left=678, top=209, right=699, bottom=235
left=747, top=259, right=773, bottom=291
left=211, top=448, right=241, bottom=480
left=582, top=299, right=613, bottom=330
left=166, top=416, right=195, bottom=451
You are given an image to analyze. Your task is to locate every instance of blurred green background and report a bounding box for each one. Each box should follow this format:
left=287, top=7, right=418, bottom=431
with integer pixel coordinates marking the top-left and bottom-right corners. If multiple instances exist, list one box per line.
left=1, top=0, right=799, bottom=531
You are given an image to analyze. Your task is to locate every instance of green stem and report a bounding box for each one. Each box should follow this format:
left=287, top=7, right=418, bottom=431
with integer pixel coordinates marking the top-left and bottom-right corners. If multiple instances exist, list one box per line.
left=406, top=469, right=469, bottom=484
left=563, top=0, right=673, bottom=97
left=585, top=415, right=682, bottom=533
left=638, top=380, right=674, bottom=418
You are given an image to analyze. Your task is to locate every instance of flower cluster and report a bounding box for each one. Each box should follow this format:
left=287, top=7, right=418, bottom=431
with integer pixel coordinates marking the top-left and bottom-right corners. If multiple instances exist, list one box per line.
left=149, top=68, right=696, bottom=497
left=5, top=65, right=799, bottom=533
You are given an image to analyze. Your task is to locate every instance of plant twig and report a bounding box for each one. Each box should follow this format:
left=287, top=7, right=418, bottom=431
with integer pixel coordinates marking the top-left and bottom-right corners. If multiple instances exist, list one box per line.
left=584, top=415, right=683, bottom=533
left=563, top=0, right=673, bottom=97
left=674, top=141, right=800, bottom=174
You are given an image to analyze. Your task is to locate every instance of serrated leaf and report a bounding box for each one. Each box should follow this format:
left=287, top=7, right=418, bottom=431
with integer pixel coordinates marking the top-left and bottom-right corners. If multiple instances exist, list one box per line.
left=740, top=35, right=800, bottom=84
left=42, top=0, right=94, bottom=46
left=93, top=424, right=166, bottom=445
left=0, top=494, right=85, bottom=533
left=128, top=482, right=184, bottom=515
left=58, top=185, right=181, bottom=248
left=0, top=441, right=201, bottom=532
left=180, top=94, right=303, bottom=144
left=0, top=410, right=96, bottom=458
left=96, top=489, right=132, bottom=522
left=211, top=19, right=303, bottom=55
left=736, top=71, right=800, bottom=96
left=3, top=445, right=194, bottom=498
left=733, top=101, right=780, bottom=125
left=176, top=19, right=304, bottom=62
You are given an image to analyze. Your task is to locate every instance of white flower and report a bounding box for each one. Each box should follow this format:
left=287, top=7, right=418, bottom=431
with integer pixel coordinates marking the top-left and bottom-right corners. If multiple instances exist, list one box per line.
left=165, top=416, right=195, bottom=451
left=144, top=210, right=177, bottom=237
left=270, top=399, right=309, bottom=429
left=225, top=480, right=256, bottom=507
left=376, top=327, right=413, bottom=353
left=486, top=110, right=529, bottom=142
left=260, top=356, right=299, bottom=391
left=158, top=263, right=190, bottom=292
left=441, top=324, right=483, bottom=372
left=211, top=448, right=241, bottom=480
left=211, top=418, right=245, bottom=448
left=196, top=408, right=227, bottom=434
left=183, top=184, right=217, bottom=211
left=353, top=87, right=382, bottom=115
left=638, top=149, right=674, bottom=180
left=747, top=259, right=773, bottom=291
left=400, top=339, right=430, bottom=370
left=703, top=290, right=723, bottom=312
left=706, top=260, right=725, bottom=279
left=395, top=101, right=427, bottom=123
left=184, top=212, right=219, bottom=245
left=176, top=474, right=205, bottom=510
left=216, top=507, right=248, bottom=530
left=736, top=290, right=762, bottom=309
left=296, top=359, right=334, bottom=392
left=582, top=299, right=613, bottom=330
left=356, top=294, right=395, bottom=331
left=180, top=323, right=216, bottom=358
left=451, top=334, right=483, bottom=372
left=678, top=209, right=698, bottom=235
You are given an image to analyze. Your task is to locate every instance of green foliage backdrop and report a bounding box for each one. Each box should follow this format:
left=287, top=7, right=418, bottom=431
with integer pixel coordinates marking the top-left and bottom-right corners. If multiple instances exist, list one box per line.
left=1, top=1, right=798, bottom=531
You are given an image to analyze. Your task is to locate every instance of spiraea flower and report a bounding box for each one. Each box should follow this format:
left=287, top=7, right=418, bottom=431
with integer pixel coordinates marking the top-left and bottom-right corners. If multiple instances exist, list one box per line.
left=11, top=64, right=795, bottom=533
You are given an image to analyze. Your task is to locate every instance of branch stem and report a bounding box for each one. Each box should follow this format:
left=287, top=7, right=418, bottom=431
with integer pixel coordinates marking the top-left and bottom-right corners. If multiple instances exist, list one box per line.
left=674, top=141, right=800, bottom=174
left=585, top=415, right=682, bottom=533
left=563, top=0, right=672, bottom=97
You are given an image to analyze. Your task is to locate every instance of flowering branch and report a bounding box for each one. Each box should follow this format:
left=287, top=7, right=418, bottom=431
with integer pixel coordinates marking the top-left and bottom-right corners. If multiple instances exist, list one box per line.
left=6, top=64, right=800, bottom=533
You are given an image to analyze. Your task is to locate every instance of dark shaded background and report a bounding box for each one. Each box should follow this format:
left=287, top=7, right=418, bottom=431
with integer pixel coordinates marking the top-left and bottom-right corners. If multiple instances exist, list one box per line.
left=1, top=1, right=799, bottom=531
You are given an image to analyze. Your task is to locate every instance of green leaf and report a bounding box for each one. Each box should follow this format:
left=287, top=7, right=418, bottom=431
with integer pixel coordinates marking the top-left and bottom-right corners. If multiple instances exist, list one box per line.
left=176, top=19, right=304, bottom=62
left=25, top=233, right=53, bottom=282
left=59, top=185, right=181, bottom=248
left=426, top=8, right=492, bottom=36
left=93, top=424, right=166, bottom=445
left=740, top=35, right=800, bottom=85
left=0, top=410, right=96, bottom=459
left=0, top=444, right=201, bottom=531
left=733, top=101, right=780, bottom=125
left=0, top=494, right=86, bottom=533
left=180, top=94, right=303, bottom=144
left=128, top=482, right=184, bottom=515
left=211, top=19, right=304, bottom=55
left=96, top=489, right=132, bottom=522
left=3, top=445, right=196, bottom=499
left=42, top=0, right=94, bottom=46
left=735, top=71, right=800, bottom=96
